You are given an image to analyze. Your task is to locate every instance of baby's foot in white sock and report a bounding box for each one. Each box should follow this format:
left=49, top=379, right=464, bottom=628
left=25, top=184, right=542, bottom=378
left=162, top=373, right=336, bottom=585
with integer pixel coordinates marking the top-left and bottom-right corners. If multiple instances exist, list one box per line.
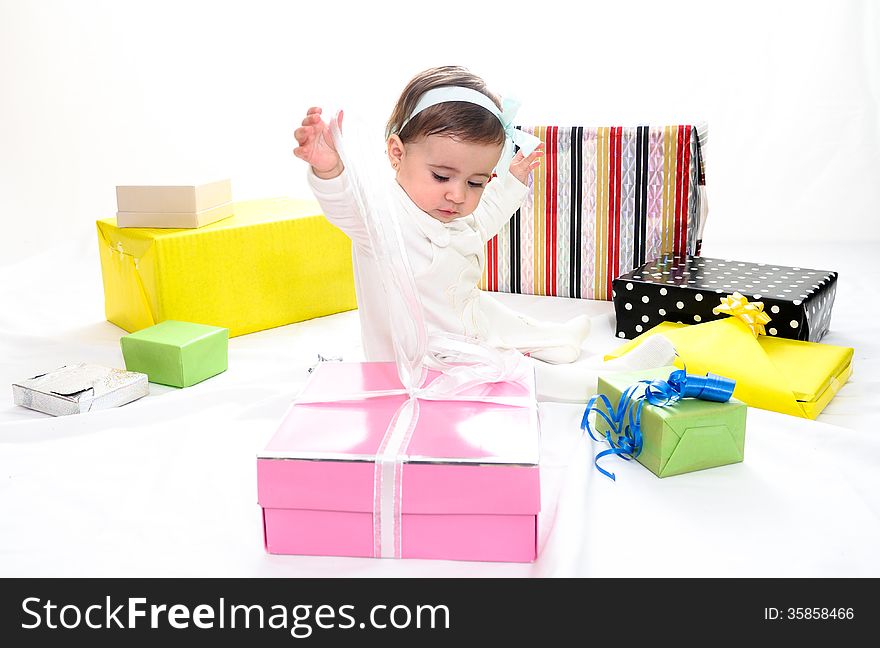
left=528, top=344, right=580, bottom=364
left=527, top=314, right=592, bottom=364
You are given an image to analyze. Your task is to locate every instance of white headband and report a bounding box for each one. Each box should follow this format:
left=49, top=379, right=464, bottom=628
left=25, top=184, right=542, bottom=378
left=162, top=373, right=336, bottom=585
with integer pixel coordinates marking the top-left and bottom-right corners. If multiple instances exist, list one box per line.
left=395, top=86, right=541, bottom=177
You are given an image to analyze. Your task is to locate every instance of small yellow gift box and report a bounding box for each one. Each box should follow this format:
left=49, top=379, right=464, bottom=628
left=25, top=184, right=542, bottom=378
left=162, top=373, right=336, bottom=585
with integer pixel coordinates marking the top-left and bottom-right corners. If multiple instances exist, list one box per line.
left=96, top=198, right=357, bottom=337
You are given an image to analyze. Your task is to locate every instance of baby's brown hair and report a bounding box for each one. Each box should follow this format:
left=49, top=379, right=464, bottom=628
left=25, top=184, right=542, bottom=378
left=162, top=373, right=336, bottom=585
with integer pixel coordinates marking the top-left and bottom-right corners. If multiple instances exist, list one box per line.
left=386, top=66, right=505, bottom=146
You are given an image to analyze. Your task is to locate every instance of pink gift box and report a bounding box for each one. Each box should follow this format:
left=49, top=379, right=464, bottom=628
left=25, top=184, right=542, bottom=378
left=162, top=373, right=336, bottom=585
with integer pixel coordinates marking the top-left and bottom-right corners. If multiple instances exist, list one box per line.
left=257, top=361, right=541, bottom=562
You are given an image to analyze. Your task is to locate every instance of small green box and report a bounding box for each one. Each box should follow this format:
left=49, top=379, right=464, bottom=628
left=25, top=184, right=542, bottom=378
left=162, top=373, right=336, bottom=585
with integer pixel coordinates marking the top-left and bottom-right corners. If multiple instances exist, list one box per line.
left=595, top=366, right=747, bottom=478
left=120, top=320, right=229, bottom=387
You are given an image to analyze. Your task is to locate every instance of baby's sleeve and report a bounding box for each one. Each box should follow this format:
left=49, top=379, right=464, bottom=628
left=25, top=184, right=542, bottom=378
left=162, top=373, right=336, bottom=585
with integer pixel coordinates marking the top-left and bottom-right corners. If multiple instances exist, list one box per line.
left=306, top=168, right=372, bottom=250
left=470, top=173, right=530, bottom=243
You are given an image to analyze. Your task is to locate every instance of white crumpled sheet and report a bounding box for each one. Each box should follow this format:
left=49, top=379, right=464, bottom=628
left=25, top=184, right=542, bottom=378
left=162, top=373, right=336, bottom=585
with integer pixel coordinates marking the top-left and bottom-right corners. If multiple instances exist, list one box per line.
left=1, top=236, right=878, bottom=577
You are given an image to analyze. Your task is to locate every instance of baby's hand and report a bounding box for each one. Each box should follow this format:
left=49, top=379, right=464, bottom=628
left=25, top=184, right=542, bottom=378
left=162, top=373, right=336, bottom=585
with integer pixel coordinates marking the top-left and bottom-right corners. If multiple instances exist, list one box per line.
left=508, top=143, right=544, bottom=186
left=293, top=107, right=344, bottom=179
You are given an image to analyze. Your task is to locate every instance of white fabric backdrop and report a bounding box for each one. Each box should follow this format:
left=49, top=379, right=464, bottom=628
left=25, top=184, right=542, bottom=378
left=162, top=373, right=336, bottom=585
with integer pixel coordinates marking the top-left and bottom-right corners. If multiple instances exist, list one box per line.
left=1, top=0, right=879, bottom=266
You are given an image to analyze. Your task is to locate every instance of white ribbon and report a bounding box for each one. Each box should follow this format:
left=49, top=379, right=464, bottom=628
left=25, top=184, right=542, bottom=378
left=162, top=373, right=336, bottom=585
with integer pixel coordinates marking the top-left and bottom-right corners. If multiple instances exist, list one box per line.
left=326, top=115, right=534, bottom=557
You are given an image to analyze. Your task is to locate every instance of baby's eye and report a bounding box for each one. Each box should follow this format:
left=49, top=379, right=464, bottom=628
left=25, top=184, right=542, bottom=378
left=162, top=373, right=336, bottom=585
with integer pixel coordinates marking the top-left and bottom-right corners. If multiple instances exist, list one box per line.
left=431, top=172, right=449, bottom=182
left=468, top=181, right=485, bottom=189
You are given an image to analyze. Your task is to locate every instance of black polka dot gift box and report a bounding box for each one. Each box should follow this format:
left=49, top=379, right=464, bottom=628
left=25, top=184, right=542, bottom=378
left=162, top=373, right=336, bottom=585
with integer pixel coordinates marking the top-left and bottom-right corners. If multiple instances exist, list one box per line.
left=612, top=255, right=838, bottom=342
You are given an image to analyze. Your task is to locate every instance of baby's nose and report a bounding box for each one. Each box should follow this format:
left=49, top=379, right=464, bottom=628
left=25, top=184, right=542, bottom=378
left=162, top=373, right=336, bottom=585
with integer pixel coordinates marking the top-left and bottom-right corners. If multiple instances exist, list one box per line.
left=445, top=184, right=466, bottom=203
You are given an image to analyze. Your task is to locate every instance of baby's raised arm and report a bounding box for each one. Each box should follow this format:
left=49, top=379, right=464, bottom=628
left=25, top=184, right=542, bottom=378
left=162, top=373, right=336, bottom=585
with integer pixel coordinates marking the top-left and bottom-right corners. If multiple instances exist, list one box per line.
left=471, top=145, right=545, bottom=243
left=508, top=145, right=544, bottom=187
left=297, top=108, right=373, bottom=252
left=293, top=107, right=345, bottom=179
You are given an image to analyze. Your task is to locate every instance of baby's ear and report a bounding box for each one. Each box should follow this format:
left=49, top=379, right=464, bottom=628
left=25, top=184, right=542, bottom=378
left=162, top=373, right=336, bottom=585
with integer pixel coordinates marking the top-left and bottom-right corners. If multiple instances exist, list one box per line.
left=386, top=134, right=405, bottom=167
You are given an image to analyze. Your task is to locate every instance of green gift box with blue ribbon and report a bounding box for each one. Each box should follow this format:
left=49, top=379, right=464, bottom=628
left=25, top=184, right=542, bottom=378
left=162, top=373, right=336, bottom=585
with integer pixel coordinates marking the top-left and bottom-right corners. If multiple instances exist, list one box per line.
left=583, top=366, right=747, bottom=479
left=120, top=320, right=228, bottom=388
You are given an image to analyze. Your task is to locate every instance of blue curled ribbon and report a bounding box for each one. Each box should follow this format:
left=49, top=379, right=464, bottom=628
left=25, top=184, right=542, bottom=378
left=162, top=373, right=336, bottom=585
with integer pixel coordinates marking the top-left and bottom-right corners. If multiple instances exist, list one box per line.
left=580, top=369, right=736, bottom=481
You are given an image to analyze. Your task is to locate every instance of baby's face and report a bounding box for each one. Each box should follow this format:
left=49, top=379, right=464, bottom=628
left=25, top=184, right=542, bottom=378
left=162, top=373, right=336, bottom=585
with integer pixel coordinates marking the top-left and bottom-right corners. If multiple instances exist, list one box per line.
left=393, top=135, right=503, bottom=222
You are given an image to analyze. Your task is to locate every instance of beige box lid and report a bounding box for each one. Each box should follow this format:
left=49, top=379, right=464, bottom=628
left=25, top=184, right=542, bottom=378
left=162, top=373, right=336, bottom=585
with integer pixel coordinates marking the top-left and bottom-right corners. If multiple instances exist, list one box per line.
left=116, top=178, right=232, bottom=213
left=116, top=201, right=235, bottom=229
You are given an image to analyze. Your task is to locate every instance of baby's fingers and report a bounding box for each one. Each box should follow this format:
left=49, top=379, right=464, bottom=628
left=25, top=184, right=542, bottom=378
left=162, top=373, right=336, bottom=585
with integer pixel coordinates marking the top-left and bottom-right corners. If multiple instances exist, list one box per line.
left=524, top=145, right=545, bottom=167
left=292, top=144, right=311, bottom=161
left=526, top=143, right=545, bottom=159
left=293, top=125, right=313, bottom=146
left=301, top=112, right=325, bottom=127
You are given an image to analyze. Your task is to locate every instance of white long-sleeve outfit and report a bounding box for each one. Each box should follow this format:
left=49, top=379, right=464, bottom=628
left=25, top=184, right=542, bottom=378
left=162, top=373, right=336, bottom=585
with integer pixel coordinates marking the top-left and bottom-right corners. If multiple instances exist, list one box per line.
left=307, top=168, right=590, bottom=363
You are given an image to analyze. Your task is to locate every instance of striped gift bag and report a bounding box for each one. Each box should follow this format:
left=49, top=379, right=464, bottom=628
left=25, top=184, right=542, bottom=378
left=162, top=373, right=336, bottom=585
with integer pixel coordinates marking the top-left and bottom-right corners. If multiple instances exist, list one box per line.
left=480, top=124, right=707, bottom=300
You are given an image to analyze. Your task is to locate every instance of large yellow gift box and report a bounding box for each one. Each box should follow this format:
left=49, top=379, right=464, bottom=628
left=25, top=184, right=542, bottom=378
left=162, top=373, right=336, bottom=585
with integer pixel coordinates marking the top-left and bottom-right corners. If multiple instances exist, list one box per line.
left=96, top=198, right=357, bottom=337
left=605, top=318, right=853, bottom=419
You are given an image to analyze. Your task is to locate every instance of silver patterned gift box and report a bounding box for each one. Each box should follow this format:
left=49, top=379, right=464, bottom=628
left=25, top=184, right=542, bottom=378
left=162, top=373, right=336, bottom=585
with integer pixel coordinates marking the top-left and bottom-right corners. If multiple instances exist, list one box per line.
left=12, top=363, right=149, bottom=416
